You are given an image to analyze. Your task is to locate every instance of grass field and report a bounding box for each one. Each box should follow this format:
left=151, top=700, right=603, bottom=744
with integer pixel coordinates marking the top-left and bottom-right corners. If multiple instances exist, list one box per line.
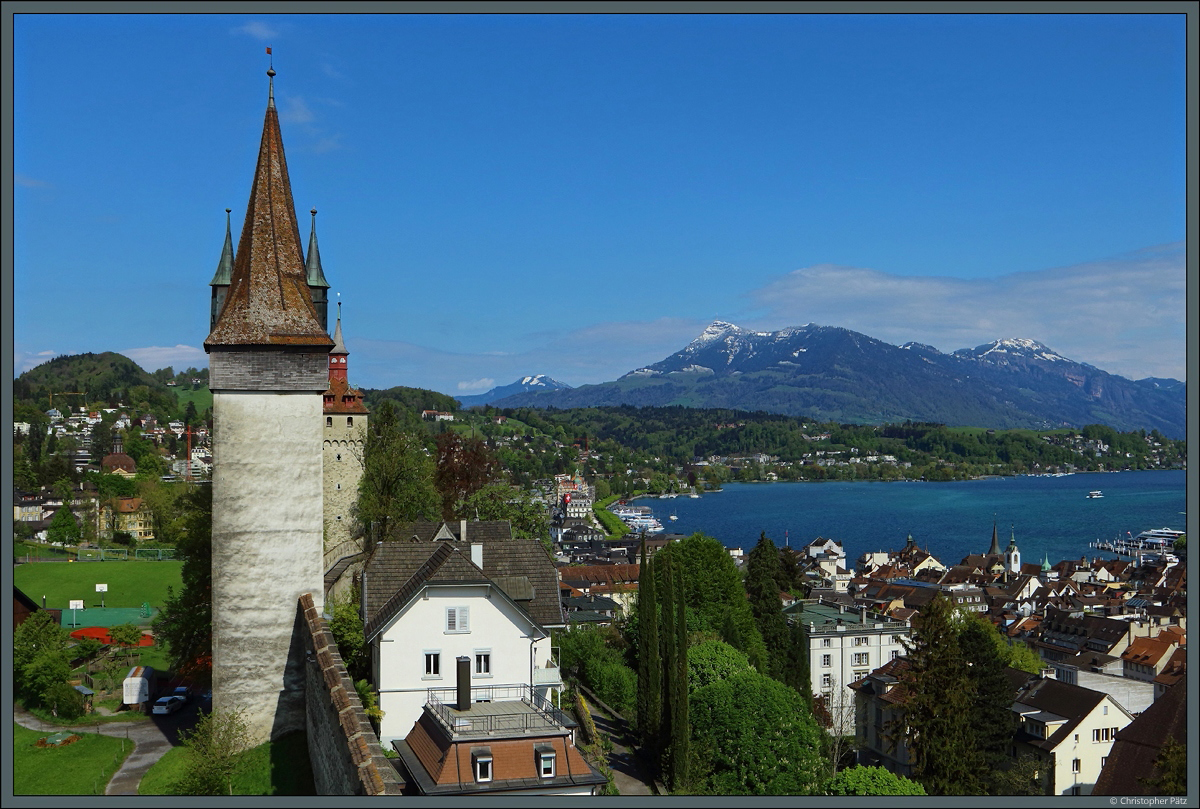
left=139, top=730, right=314, bottom=795
left=13, top=561, right=182, bottom=610
left=12, top=723, right=133, bottom=795
left=173, top=385, right=213, bottom=414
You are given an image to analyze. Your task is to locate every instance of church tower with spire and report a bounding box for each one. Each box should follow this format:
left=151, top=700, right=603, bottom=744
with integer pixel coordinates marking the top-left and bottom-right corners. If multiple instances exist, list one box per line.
left=305, top=208, right=331, bottom=332
left=204, top=64, right=334, bottom=745
left=1005, top=527, right=1021, bottom=574
left=322, top=301, right=369, bottom=571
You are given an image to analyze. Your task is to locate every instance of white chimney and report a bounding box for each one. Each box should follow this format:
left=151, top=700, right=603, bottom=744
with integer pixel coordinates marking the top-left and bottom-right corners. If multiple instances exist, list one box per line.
left=471, top=543, right=483, bottom=569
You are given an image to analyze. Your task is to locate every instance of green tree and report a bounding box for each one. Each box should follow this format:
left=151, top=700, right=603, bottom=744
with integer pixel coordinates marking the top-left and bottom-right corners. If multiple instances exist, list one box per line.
left=1139, top=736, right=1187, bottom=795
left=152, top=484, right=213, bottom=683
left=108, top=622, right=144, bottom=649
left=669, top=555, right=690, bottom=791
left=823, top=765, right=927, bottom=795
left=458, top=483, right=548, bottom=546
left=172, top=706, right=252, bottom=795
left=901, top=594, right=984, bottom=795
left=356, top=401, right=439, bottom=545
left=13, top=612, right=69, bottom=690
left=434, top=432, right=500, bottom=520
left=745, top=533, right=789, bottom=680
left=636, top=538, right=662, bottom=754
left=690, top=670, right=825, bottom=795
left=958, top=614, right=1018, bottom=770
left=46, top=505, right=81, bottom=546
left=23, top=650, right=72, bottom=708
left=329, top=587, right=366, bottom=681
left=687, top=639, right=751, bottom=692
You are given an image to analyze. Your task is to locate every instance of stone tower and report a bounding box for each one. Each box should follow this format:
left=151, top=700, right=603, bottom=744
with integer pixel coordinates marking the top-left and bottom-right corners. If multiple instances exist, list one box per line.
left=204, top=66, right=334, bottom=745
left=322, top=301, right=369, bottom=570
left=305, top=208, right=331, bottom=332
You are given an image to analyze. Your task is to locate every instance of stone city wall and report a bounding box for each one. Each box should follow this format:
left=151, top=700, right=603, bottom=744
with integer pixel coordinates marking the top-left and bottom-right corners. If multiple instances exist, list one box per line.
left=299, top=593, right=404, bottom=796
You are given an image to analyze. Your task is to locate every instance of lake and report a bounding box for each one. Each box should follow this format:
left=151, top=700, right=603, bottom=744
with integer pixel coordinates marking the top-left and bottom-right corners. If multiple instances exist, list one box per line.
left=639, top=470, right=1187, bottom=568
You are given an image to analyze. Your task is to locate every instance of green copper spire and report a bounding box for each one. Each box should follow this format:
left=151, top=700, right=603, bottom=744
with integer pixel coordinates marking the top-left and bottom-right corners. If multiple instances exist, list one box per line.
left=305, top=208, right=330, bottom=289
left=1041, top=553, right=1052, bottom=572
left=209, top=208, right=235, bottom=286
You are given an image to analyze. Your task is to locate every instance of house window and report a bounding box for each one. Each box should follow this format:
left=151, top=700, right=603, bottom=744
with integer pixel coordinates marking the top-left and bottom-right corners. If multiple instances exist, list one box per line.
left=891, top=650, right=900, bottom=661
left=853, top=636, right=869, bottom=646
left=539, top=751, right=556, bottom=778
left=821, top=674, right=832, bottom=689
left=475, top=650, right=491, bottom=676
left=821, top=655, right=831, bottom=667
left=424, top=651, right=441, bottom=678
left=1103, top=705, right=1108, bottom=715
left=473, top=751, right=493, bottom=783
left=326, top=417, right=332, bottom=427
left=1101, top=757, right=1108, bottom=768
left=446, top=606, right=471, bottom=633
left=852, top=653, right=869, bottom=667
left=1071, top=758, right=1081, bottom=773
left=347, top=417, right=353, bottom=427
left=821, top=638, right=832, bottom=648
left=853, top=670, right=867, bottom=680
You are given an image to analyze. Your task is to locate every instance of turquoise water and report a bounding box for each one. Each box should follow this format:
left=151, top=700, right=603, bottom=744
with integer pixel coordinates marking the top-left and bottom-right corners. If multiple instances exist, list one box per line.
left=646, top=470, right=1187, bottom=567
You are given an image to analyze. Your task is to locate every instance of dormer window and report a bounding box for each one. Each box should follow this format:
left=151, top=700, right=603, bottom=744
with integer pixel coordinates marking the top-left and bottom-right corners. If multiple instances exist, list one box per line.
left=472, top=749, right=492, bottom=783
left=536, top=745, right=556, bottom=778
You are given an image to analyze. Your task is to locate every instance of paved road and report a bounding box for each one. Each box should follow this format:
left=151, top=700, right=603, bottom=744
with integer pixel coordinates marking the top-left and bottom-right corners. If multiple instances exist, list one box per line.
left=14, top=701, right=199, bottom=795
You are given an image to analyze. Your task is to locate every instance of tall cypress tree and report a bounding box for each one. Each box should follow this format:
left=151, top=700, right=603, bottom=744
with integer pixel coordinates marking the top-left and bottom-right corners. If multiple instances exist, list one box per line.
left=670, top=556, right=690, bottom=790
left=658, top=549, right=678, bottom=781
left=637, top=539, right=662, bottom=756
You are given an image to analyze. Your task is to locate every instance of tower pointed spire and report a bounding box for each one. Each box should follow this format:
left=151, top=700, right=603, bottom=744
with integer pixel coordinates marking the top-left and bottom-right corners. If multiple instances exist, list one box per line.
left=208, top=208, right=235, bottom=330
left=306, top=208, right=330, bottom=331
left=988, top=518, right=1001, bottom=556
left=205, top=66, right=332, bottom=349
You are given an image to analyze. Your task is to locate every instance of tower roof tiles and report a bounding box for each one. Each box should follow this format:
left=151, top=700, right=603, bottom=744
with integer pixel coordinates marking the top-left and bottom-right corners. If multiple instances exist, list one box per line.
left=205, top=70, right=333, bottom=350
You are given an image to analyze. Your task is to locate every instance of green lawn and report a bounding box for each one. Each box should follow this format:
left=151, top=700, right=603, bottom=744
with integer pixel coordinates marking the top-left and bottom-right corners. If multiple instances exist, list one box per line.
left=12, top=723, right=133, bottom=795
left=139, top=730, right=314, bottom=795
left=173, top=384, right=213, bottom=414
left=13, top=560, right=182, bottom=610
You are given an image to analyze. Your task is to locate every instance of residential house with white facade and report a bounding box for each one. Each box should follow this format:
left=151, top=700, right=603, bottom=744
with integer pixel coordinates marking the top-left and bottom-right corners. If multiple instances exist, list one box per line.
left=1010, top=675, right=1136, bottom=796
left=362, top=521, right=566, bottom=746
left=784, top=597, right=911, bottom=733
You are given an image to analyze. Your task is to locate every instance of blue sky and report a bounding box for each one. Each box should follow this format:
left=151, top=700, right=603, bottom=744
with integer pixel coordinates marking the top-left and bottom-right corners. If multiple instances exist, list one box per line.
left=13, top=12, right=1187, bottom=395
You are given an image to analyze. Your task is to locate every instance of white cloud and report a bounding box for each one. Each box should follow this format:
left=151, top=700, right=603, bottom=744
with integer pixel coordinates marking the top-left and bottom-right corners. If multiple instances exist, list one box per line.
left=280, top=96, right=315, bottom=125
left=15, top=174, right=50, bottom=188
left=233, top=21, right=279, bottom=41
left=118, top=345, right=209, bottom=373
left=746, top=243, right=1186, bottom=382
left=457, top=378, right=495, bottom=392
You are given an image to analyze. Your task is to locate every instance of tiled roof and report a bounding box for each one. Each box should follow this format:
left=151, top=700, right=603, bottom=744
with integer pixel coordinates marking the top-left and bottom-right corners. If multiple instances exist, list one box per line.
left=323, top=375, right=369, bottom=415
left=205, top=74, right=332, bottom=350
left=1011, top=677, right=1109, bottom=752
left=362, top=522, right=564, bottom=637
left=1093, top=681, right=1187, bottom=796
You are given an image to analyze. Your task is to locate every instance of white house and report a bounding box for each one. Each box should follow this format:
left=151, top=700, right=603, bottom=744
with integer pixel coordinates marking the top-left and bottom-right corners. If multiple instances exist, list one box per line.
left=362, top=521, right=566, bottom=746
left=1011, top=676, right=1136, bottom=795
left=784, top=597, right=912, bottom=734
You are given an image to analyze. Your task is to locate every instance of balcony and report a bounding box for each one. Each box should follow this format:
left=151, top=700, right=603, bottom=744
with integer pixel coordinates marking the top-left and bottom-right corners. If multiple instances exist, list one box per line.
left=425, top=683, right=576, bottom=738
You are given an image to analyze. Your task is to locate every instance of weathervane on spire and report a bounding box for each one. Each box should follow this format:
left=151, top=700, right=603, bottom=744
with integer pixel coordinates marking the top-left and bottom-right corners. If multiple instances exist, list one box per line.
left=266, top=47, right=275, bottom=106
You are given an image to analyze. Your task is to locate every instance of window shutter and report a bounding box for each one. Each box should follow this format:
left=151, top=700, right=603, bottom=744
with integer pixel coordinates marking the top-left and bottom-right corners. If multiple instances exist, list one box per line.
left=446, top=607, right=456, bottom=631
left=459, top=606, right=470, bottom=631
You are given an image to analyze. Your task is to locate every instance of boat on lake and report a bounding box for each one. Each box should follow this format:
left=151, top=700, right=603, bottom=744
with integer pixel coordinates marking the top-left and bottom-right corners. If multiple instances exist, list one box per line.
left=1087, top=490, right=1103, bottom=499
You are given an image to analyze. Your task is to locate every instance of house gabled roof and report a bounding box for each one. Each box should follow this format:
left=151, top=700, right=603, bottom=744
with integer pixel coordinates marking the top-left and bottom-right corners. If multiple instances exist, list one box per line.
left=363, top=522, right=564, bottom=637
left=1011, top=678, right=1128, bottom=752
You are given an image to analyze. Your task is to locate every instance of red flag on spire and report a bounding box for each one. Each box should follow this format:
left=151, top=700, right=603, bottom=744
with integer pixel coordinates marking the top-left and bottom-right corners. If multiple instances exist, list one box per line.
left=266, top=47, right=272, bottom=55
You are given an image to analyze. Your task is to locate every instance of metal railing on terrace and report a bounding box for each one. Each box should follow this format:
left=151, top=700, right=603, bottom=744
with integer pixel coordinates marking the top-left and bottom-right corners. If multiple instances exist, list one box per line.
left=425, top=683, right=574, bottom=737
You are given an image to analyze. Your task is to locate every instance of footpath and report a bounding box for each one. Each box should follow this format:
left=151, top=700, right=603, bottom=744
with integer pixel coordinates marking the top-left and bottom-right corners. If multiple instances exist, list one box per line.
left=576, top=687, right=657, bottom=796
left=13, top=704, right=180, bottom=795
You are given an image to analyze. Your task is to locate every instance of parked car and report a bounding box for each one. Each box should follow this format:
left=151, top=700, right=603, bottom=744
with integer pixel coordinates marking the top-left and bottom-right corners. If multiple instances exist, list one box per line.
left=170, top=686, right=191, bottom=704
left=151, top=695, right=185, bottom=715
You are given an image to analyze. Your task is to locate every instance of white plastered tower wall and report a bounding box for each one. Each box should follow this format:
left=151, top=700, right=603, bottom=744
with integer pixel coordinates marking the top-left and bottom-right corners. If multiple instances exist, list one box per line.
left=203, top=67, right=336, bottom=747
left=211, top=387, right=326, bottom=743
